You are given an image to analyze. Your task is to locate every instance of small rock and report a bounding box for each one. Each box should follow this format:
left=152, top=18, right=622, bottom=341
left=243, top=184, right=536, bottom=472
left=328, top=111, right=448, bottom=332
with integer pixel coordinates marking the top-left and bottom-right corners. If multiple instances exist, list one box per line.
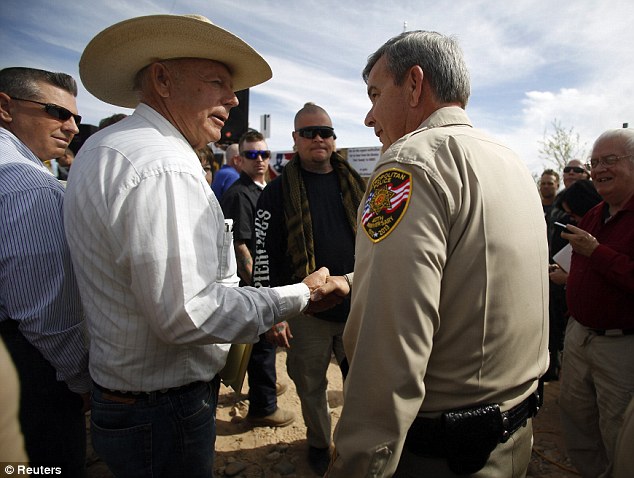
left=266, top=451, right=282, bottom=461
left=272, top=459, right=296, bottom=476
left=224, top=460, right=248, bottom=476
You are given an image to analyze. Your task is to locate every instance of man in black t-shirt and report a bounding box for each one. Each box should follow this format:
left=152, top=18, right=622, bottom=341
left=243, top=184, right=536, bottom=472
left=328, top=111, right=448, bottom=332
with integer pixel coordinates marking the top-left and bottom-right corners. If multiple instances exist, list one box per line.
left=253, top=103, right=365, bottom=475
left=221, top=130, right=295, bottom=428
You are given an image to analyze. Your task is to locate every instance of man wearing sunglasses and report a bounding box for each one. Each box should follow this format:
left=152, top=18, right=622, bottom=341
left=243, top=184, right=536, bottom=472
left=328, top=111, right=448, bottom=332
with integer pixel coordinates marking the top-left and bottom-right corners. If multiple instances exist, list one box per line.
left=563, top=160, right=590, bottom=188
left=220, top=130, right=295, bottom=428
left=544, top=158, right=591, bottom=383
left=253, top=102, right=366, bottom=475
left=0, top=67, right=90, bottom=476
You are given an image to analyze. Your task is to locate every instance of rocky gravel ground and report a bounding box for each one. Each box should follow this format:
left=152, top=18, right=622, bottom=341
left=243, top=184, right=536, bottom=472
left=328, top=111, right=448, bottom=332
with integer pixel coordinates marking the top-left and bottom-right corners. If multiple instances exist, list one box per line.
left=87, top=350, right=580, bottom=477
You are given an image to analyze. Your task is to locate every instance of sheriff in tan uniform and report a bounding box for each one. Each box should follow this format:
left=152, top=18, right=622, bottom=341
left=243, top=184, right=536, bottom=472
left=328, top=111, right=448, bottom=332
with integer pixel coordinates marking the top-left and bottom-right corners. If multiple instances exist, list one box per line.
left=324, top=32, right=549, bottom=478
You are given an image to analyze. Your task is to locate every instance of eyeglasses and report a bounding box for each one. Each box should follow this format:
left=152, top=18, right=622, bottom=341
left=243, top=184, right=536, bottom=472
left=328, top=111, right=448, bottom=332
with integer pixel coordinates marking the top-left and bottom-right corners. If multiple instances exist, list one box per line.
left=296, top=126, right=336, bottom=140
left=242, top=150, right=271, bottom=160
left=563, top=166, right=586, bottom=174
left=10, top=96, right=82, bottom=125
left=586, top=154, right=634, bottom=169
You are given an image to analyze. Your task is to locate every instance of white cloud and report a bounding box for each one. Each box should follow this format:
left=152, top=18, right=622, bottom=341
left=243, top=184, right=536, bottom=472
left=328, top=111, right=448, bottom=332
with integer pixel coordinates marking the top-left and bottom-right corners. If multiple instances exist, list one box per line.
left=1, top=0, right=632, bottom=174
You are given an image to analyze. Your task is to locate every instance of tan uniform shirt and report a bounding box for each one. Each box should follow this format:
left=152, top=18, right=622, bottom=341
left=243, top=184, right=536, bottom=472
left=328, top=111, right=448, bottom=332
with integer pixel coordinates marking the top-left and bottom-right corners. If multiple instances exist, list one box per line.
left=328, top=107, right=549, bottom=477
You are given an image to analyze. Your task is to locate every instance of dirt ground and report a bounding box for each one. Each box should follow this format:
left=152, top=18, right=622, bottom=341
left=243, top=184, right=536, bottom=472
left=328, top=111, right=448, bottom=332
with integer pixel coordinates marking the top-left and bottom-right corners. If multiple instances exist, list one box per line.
left=86, top=349, right=580, bottom=477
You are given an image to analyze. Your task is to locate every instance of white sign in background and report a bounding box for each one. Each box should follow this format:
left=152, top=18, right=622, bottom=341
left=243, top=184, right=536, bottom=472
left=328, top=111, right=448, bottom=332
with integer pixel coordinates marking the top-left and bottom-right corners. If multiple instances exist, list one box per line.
left=270, top=146, right=381, bottom=178
left=345, top=147, right=381, bottom=177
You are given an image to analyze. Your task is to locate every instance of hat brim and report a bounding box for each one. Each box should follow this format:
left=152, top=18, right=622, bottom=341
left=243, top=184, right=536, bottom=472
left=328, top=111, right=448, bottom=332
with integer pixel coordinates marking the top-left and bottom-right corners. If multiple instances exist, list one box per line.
left=79, top=14, right=272, bottom=108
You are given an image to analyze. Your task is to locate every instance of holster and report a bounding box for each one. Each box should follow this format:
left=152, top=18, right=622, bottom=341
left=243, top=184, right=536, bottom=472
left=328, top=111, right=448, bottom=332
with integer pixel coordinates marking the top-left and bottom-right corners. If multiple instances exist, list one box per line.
left=404, top=392, right=540, bottom=475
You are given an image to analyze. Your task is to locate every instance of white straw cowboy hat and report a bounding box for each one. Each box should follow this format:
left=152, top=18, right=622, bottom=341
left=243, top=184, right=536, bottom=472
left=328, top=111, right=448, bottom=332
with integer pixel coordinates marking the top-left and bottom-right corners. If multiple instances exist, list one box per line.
left=79, top=14, right=272, bottom=108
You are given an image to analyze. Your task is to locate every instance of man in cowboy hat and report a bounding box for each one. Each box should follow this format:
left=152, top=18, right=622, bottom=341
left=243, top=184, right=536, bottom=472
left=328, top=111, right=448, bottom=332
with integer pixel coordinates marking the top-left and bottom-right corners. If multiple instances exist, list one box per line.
left=64, top=14, right=329, bottom=478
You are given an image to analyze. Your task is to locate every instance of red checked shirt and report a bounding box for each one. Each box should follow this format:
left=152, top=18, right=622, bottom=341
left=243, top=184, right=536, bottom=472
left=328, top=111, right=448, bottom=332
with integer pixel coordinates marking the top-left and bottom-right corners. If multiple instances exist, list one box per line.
left=567, top=194, right=634, bottom=329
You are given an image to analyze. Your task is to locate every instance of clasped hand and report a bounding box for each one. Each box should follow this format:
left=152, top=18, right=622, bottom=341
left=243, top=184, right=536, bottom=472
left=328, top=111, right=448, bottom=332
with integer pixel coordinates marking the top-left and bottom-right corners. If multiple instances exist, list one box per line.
left=266, top=270, right=351, bottom=347
left=303, top=269, right=351, bottom=314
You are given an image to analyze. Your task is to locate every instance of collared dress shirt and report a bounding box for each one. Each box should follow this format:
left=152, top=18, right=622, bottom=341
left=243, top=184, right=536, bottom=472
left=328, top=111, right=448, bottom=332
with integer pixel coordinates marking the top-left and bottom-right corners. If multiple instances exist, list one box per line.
left=64, top=104, right=309, bottom=392
left=328, top=107, right=549, bottom=476
left=0, top=128, right=90, bottom=393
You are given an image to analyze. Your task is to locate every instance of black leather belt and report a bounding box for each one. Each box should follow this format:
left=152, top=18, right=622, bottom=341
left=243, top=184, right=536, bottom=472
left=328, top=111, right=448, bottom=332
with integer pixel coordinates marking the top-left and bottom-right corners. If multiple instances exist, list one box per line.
left=588, top=328, right=634, bottom=336
left=499, top=393, right=537, bottom=441
left=92, top=379, right=212, bottom=404
left=411, top=393, right=538, bottom=445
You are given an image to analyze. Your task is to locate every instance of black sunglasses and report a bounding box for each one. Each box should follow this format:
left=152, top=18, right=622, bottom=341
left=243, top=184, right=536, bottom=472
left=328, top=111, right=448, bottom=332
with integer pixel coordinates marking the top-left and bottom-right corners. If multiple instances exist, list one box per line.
left=242, top=150, right=271, bottom=160
left=296, top=126, right=336, bottom=140
left=10, top=96, right=82, bottom=125
left=563, top=166, right=586, bottom=174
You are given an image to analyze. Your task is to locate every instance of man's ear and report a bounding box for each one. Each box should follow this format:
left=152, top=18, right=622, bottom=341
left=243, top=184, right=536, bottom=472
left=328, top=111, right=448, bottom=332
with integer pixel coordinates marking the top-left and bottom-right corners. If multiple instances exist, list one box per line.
left=149, top=62, right=173, bottom=99
left=0, top=93, right=14, bottom=123
left=408, top=65, right=425, bottom=107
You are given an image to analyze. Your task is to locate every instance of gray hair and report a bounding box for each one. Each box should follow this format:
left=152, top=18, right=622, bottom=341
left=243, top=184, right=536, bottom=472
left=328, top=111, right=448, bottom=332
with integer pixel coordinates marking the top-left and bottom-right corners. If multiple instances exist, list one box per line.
left=592, top=128, right=634, bottom=155
left=0, top=67, right=77, bottom=99
left=363, top=31, right=471, bottom=108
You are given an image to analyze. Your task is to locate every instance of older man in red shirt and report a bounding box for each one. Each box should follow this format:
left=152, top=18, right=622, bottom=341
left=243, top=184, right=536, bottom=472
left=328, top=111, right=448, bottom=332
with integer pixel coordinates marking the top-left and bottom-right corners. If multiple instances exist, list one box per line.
left=560, top=128, right=634, bottom=478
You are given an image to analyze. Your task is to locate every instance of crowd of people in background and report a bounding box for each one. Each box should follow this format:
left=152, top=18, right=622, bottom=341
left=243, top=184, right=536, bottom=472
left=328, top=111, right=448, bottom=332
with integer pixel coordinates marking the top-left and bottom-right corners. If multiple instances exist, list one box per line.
left=1, top=11, right=633, bottom=478
left=537, top=133, right=634, bottom=478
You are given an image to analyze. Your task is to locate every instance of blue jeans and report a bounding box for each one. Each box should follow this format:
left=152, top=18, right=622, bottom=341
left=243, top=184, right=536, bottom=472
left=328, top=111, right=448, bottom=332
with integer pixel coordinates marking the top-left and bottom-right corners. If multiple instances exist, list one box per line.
left=91, top=378, right=220, bottom=478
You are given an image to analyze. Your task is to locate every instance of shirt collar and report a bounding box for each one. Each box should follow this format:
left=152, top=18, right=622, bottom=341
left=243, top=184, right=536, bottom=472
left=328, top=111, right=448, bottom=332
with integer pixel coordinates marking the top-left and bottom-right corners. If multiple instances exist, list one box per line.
left=134, top=103, right=196, bottom=156
left=0, top=127, right=55, bottom=175
left=418, top=106, right=473, bottom=131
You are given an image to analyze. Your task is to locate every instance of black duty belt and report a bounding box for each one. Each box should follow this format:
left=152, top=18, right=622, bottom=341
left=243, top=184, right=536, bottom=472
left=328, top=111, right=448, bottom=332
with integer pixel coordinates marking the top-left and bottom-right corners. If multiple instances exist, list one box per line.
left=404, top=391, right=541, bottom=475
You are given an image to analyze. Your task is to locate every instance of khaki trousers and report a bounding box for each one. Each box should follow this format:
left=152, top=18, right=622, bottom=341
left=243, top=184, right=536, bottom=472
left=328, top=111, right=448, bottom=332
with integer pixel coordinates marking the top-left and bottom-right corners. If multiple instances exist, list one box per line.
left=286, top=314, right=346, bottom=448
left=560, top=318, right=634, bottom=478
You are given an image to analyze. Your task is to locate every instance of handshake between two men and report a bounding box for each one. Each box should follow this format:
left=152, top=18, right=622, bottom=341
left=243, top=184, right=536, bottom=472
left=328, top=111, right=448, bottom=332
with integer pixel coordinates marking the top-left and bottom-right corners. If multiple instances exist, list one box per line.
left=266, top=268, right=352, bottom=348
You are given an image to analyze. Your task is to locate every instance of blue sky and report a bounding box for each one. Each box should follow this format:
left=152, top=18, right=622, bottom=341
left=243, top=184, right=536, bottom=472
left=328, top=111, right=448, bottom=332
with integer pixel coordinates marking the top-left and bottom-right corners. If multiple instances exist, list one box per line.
left=2, top=0, right=633, bottom=173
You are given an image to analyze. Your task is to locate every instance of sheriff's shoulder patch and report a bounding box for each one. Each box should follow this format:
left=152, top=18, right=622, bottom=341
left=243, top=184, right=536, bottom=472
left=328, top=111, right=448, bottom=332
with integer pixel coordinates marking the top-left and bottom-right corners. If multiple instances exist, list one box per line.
left=362, top=168, right=412, bottom=243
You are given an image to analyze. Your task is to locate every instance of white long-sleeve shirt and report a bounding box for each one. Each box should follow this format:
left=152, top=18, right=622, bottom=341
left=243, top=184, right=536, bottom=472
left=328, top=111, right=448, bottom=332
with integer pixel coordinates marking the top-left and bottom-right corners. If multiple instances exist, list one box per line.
left=64, top=104, right=308, bottom=392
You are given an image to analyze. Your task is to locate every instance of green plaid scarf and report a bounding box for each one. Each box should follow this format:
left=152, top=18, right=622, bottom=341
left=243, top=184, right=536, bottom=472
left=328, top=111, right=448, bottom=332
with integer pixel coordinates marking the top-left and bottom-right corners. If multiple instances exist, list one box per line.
left=282, top=152, right=366, bottom=281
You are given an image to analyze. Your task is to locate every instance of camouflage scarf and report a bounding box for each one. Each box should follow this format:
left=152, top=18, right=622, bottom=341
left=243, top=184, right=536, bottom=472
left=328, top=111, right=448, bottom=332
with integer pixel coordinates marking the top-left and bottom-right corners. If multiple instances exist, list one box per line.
left=282, top=152, right=366, bottom=281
